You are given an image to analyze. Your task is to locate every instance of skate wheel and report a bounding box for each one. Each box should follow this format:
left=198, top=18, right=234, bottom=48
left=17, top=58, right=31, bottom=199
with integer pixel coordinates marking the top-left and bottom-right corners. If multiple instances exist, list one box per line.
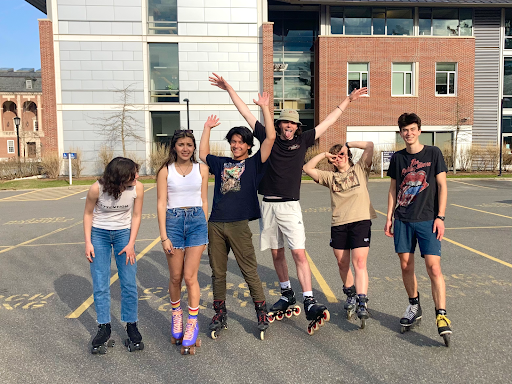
left=138, top=341, right=145, bottom=351
left=294, top=306, right=301, bottom=316
left=322, top=310, right=330, bottom=322
left=360, top=319, right=366, bottom=329
left=268, top=315, right=275, bottom=323
left=285, top=310, right=293, bottom=318
left=400, top=326, right=407, bottom=334
left=313, top=322, right=319, bottom=331
left=127, top=343, right=134, bottom=352
left=307, top=326, right=314, bottom=335
left=189, top=346, right=196, bottom=355
left=211, top=330, right=218, bottom=340
left=442, top=334, right=450, bottom=347
left=195, top=339, right=202, bottom=348
left=276, top=313, right=284, bottom=321
left=180, top=345, right=186, bottom=355
left=318, top=318, right=324, bottom=327
left=107, top=339, right=115, bottom=348
left=260, top=331, right=265, bottom=341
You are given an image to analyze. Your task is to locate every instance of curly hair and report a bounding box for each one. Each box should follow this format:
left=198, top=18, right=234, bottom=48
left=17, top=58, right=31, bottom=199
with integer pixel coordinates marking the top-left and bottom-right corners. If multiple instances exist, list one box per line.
left=98, top=157, right=139, bottom=200
left=328, top=143, right=354, bottom=171
left=158, top=130, right=197, bottom=174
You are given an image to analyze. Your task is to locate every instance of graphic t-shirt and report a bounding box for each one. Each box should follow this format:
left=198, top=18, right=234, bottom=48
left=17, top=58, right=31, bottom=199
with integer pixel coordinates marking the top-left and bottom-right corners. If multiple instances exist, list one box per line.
left=387, top=145, right=447, bottom=222
left=316, top=157, right=377, bottom=226
left=206, top=151, right=266, bottom=222
left=254, top=122, right=316, bottom=200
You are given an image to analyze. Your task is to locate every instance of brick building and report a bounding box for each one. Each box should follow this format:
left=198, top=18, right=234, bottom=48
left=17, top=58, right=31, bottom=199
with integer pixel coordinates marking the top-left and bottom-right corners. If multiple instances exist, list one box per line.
left=28, top=0, right=512, bottom=174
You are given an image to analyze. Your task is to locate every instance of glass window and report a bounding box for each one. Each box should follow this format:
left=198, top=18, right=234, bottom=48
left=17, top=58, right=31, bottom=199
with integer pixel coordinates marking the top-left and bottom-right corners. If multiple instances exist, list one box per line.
left=396, top=132, right=433, bottom=145
left=503, top=117, right=512, bottom=134
left=372, top=8, right=385, bottom=35
left=505, top=9, right=512, bottom=49
left=504, top=58, right=512, bottom=108
left=148, top=0, right=177, bottom=35
left=436, top=63, right=457, bottom=95
left=7, top=140, right=15, bottom=154
left=149, top=43, right=179, bottom=103
left=330, top=7, right=344, bottom=35
left=344, top=7, right=372, bottom=36
left=151, top=111, right=180, bottom=145
left=348, top=63, right=369, bottom=94
left=433, top=8, right=458, bottom=36
left=392, top=63, right=413, bottom=96
left=25, top=79, right=33, bottom=89
left=435, top=132, right=452, bottom=148
left=386, top=8, right=413, bottom=36
left=419, top=8, right=432, bottom=36
left=459, top=8, right=473, bottom=37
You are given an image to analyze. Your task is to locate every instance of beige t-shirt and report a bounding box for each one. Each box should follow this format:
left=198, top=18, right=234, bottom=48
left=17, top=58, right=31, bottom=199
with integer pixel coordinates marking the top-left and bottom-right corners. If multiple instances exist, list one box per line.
left=316, top=158, right=377, bottom=226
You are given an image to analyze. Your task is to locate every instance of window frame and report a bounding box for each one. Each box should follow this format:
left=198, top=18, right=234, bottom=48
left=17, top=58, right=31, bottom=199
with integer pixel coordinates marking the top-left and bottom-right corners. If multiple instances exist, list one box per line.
left=7, top=140, right=15, bottom=154
left=147, top=0, right=178, bottom=35
left=25, top=79, right=33, bottom=90
left=435, top=63, right=457, bottom=96
left=391, top=63, right=414, bottom=96
left=347, top=62, right=369, bottom=95
left=149, top=43, right=180, bottom=103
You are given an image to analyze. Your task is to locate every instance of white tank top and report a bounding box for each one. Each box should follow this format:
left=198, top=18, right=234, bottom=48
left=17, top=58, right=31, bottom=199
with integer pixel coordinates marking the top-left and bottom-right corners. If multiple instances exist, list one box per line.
left=167, top=162, right=203, bottom=209
left=92, top=181, right=137, bottom=230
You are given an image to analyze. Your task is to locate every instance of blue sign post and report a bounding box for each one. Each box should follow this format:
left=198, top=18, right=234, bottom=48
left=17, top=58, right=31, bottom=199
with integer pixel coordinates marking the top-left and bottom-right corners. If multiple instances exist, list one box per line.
left=63, top=152, right=77, bottom=185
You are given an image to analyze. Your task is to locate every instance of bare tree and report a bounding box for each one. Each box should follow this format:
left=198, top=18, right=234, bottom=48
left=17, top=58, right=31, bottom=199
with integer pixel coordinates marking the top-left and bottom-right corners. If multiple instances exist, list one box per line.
left=450, top=100, right=472, bottom=174
left=91, top=85, right=144, bottom=157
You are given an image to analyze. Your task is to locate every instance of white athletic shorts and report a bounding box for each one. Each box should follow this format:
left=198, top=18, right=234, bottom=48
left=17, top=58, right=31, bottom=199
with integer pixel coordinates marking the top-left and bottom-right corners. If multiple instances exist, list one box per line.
left=259, top=200, right=306, bottom=251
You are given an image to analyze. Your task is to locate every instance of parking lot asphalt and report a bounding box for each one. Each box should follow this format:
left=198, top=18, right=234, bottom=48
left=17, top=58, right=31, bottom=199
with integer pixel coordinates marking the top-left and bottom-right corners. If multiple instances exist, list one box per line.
left=0, top=178, right=511, bottom=384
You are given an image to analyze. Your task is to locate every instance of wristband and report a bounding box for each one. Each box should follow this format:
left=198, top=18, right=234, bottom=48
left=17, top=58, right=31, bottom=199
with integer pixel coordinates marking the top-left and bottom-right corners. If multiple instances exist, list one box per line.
left=436, top=216, right=445, bottom=221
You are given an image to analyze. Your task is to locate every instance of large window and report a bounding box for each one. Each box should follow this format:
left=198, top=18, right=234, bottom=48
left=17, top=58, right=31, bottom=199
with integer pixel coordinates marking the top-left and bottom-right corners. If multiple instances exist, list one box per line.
left=7, top=140, right=14, bottom=154
left=151, top=111, right=180, bottom=145
left=331, top=7, right=413, bottom=36
left=506, top=9, right=512, bottom=50
left=348, top=63, right=368, bottom=94
left=436, top=63, right=457, bottom=95
left=419, top=8, right=472, bottom=36
left=149, top=44, right=179, bottom=103
left=271, top=11, right=317, bottom=130
left=396, top=131, right=452, bottom=147
left=392, top=63, right=413, bottom=96
left=504, top=58, right=512, bottom=108
left=148, top=0, right=177, bottom=35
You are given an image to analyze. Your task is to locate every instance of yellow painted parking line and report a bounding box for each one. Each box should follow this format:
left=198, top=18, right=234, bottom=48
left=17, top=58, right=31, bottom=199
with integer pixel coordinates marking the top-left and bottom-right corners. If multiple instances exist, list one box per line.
left=443, top=237, right=512, bottom=269
left=0, top=239, right=158, bottom=248
left=0, top=190, right=37, bottom=201
left=449, top=180, right=496, bottom=190
left=54, top=189, right=89, bottom=200
left=66, top=237, right=161, bottom=319
left=305, top=251, right=338, bottom=303
left=0, top=221, right=84, bottom=255
left=452, top=204, right=512, bottom=219
left=144, top=185, right=156, bottom=192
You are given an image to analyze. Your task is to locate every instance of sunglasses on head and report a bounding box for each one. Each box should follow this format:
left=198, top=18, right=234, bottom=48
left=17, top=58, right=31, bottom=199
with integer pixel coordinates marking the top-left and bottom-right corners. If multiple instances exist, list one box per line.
left=173, top=129, right=193, bottom=136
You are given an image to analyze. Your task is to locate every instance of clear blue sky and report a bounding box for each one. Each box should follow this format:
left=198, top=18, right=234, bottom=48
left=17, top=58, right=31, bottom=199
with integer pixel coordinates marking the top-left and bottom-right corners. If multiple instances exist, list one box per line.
left=0, top=0, right=46, bottom=70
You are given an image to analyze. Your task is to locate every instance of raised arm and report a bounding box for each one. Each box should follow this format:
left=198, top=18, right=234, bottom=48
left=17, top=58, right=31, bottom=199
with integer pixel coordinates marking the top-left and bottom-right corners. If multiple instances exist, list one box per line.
left=210, top=73, right=257, bottom=130
left=83, top=182, right=100, bottom=263
left=303, top=152, right=337, bottom=182
left=255, top=92, right=276, bottom=162
left=199, top=115, right=220, bottom=163
left=346, top=141, right=374, bottom=168
left=315, top=87, right=368, bottom=140
left=384, top=178, right=397, bottom=238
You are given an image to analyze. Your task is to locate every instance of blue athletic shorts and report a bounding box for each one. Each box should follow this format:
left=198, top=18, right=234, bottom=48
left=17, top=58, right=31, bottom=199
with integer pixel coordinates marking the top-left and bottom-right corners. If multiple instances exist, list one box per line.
left=393, top=219, right=441, bottom=257
left=166, top=207, right=208, bottom=250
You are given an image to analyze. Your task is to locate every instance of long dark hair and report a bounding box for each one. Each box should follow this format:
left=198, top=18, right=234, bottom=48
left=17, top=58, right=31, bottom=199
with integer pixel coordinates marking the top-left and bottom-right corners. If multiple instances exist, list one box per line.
left=158, top=130, right=197, bottom=174
left=328, top=144, right=353, bottom=171
left=98, top=157, right=139, bottom=199
left=275, top=121, right=302, bottom=137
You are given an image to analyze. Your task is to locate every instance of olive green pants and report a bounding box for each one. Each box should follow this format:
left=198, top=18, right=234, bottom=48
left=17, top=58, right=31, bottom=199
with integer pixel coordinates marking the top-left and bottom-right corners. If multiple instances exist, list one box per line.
left=208, top=220, right=266, bottom=302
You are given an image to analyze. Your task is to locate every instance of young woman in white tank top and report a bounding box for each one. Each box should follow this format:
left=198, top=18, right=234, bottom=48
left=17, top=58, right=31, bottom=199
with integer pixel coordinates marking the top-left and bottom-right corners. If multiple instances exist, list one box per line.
left=156, top=130, right=209, bottom=352
left=83, top=157, right=145, bottom=353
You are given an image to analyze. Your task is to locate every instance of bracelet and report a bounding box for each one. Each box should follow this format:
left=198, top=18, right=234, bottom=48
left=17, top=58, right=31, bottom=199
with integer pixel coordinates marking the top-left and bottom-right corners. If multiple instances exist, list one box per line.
left=336, top=105, right=343, bottom=112
left=161, top=238, right=169, bottom=243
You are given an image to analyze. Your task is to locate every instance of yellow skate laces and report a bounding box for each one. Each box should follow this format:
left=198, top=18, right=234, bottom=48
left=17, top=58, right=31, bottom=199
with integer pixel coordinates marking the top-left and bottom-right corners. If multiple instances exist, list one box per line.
left=184, top=318, right=197, bottom=340
left=436, top=314, right=451, bottom=328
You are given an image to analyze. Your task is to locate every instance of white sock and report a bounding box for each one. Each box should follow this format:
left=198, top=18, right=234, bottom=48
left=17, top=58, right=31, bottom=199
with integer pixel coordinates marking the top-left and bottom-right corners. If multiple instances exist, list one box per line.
left=280, top=281, right=291, bottom=290
left=302, top=291, right=313, bottom=299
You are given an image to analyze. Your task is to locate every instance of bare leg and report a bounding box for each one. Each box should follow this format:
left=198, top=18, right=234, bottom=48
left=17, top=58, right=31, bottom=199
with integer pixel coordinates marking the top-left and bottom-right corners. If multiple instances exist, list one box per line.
left=351, top=247, right=369, bottom=295
left=271, top=247, right=289, bottom=282
left=182, top=245, right=205, bottom=309
left=424, top=255, right=446, bottom=310
left=290, top=249, right=312, bottom=293
left=333, top=249, right=353, bottom=287
left=166, top=249, right=185, bottom=302
left=398, top=252, right=418, bottom=298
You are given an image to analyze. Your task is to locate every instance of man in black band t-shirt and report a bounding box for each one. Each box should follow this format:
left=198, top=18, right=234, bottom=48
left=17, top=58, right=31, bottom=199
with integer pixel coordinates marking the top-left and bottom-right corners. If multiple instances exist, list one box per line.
left=210, top=72, right=367, bottom=331
left=385, top=113, right=452, bottom=345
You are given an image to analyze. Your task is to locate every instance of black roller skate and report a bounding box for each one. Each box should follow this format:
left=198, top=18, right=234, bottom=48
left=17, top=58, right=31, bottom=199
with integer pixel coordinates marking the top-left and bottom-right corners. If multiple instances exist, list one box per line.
left=91, top=323, right=115, bottom=354
left=124, top=322, right=144, bottom=352
left=209, top=300, right=228, bottom=339
left=304, top=296, right=330, bottom=335
left=356, top=294, right=369, bottom=329
left=255, top=301, right=269, bottom=340
left=400, top=293, right=422, bottom=334
left=267, top=288, right=301, bottom=323
left=343, top=285, right=357, bottom=320
left=436, top=310, right=452, bottom=347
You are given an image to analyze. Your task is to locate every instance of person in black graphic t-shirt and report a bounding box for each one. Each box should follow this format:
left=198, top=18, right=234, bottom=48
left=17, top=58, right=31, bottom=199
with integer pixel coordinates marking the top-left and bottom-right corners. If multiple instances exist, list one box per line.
left=199, top=91, right=275, bottom=340
left=384, top=113, right=452, bottom=346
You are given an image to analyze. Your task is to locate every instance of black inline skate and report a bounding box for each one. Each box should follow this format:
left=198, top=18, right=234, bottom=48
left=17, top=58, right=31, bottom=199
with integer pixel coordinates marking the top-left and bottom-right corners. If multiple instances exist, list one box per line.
left=255, top=300, right=269, bottom=340
left=91, top=323, right=115, bottom=354
left=267, top=288, right=301, bottom=323
left=342, top=285, right=357, bottom=320
left=400, top=293, right=422, bottom=334
left=209, top=300, right=228, bottom=339
left=356, top=294, right=369, bottom=329
left=124, top=322, right=144, bottom=352
left=304, top=296, right=330, bottom=335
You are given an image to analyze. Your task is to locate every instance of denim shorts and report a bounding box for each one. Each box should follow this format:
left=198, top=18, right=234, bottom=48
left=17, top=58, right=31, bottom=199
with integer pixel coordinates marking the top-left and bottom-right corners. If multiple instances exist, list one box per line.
left=166, top=207, right=208, bottom=250
left=393, top=219, right=441, bottom=257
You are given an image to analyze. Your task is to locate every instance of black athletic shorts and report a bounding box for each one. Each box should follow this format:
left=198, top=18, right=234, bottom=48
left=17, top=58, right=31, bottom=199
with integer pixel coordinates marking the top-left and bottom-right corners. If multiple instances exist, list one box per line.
left=330, top=220, right=372, bottom=250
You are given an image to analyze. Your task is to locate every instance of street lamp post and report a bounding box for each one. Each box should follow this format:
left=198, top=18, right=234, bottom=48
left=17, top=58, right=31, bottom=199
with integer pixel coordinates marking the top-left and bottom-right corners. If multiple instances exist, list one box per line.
left=13, top=116, right=21, bottom=158
left=500, top=98, right=510, bottom=177
left=183, top=98, right=190, bottom=130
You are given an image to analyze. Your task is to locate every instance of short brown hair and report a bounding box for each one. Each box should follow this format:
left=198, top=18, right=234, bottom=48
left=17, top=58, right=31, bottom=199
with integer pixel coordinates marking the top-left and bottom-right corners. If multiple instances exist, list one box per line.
left=398, top=113, right=422, bottom=131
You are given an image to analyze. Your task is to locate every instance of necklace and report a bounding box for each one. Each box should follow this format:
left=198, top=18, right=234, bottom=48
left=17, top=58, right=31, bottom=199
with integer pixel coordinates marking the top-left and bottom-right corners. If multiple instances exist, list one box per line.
left=176, top=161, right=192, bottom=177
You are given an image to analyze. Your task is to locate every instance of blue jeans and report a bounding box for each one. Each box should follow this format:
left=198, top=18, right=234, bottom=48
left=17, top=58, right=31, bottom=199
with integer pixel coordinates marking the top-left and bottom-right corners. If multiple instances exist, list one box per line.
left=90, top=227, right=138, bottom=324
left=166, top=207, right=208, bottom=249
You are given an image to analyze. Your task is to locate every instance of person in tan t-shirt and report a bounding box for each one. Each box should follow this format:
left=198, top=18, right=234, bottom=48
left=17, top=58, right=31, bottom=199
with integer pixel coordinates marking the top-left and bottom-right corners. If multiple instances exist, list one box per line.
left=303, top=141, right=376, bottom=327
